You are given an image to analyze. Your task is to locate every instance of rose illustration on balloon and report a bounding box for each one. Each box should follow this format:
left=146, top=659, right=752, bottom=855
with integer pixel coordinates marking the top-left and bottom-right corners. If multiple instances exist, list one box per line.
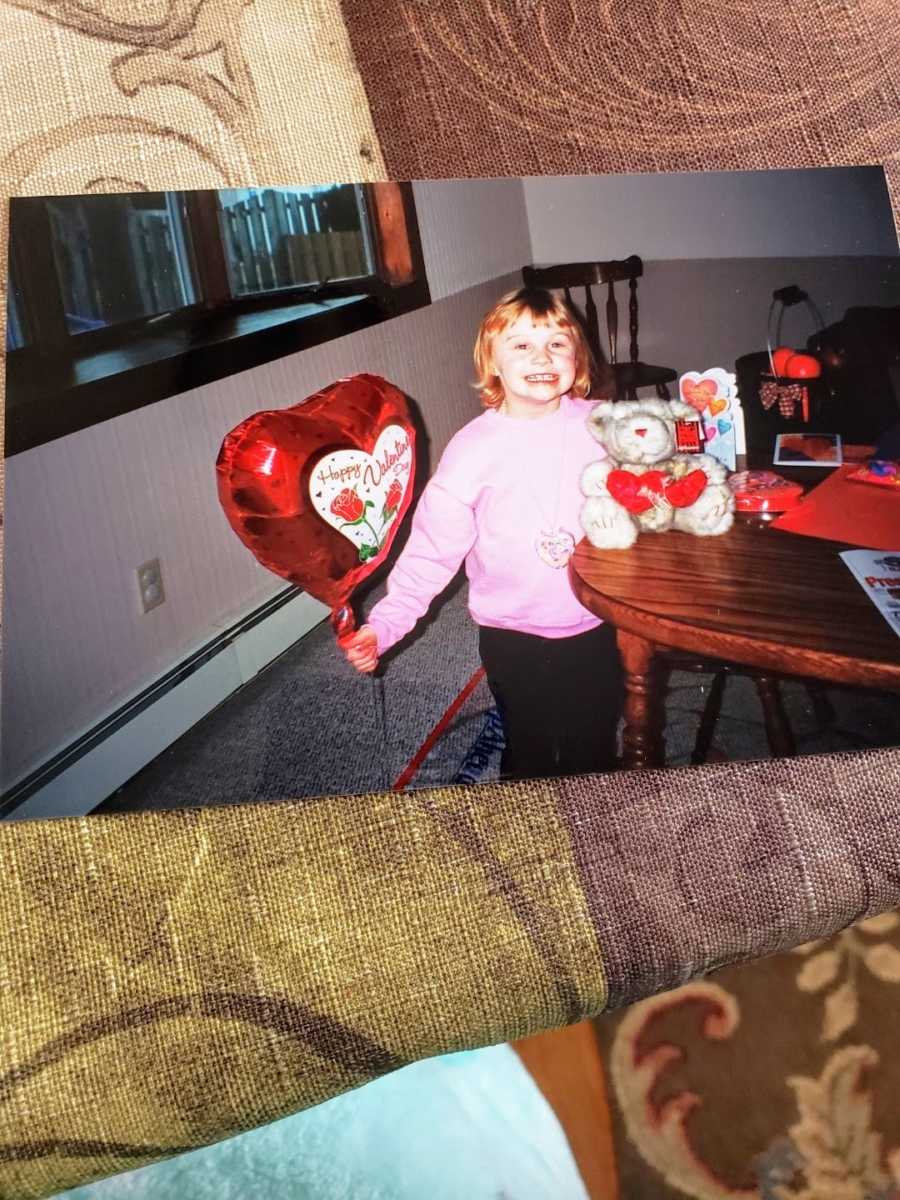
left=331, top=487, right=377, bottom=561
left=384, top=479, right=403, bottom=516
left=331, top=487, right=366, bottom=523
left=329, top=483, right=401, bottom=564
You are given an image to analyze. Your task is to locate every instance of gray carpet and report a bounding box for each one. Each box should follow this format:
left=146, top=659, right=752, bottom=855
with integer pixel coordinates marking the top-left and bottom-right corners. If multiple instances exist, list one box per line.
left=98, top=580, right=900, bottom=813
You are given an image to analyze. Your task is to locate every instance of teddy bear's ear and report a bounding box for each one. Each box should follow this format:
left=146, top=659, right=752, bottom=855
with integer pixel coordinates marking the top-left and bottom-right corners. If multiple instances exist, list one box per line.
left=587, top=401, right=614, bottom=443
left=668, top=399, right=695, bottom=420
left=589, top=400, right=616, bottom=423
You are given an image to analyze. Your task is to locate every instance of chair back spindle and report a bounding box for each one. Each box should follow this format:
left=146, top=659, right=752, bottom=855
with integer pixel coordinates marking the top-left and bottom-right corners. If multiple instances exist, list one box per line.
left=628, top=277, right=639, bottom=365
left=583, top=285, right=601, bottom=365
left=605, top=280, right=618, bottom=365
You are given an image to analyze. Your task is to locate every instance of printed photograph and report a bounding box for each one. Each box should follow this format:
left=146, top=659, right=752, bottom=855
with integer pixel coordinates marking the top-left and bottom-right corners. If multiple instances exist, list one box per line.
left=3, top=167, right=900, bottom=821
left=774, top=432, right=843, bottom=466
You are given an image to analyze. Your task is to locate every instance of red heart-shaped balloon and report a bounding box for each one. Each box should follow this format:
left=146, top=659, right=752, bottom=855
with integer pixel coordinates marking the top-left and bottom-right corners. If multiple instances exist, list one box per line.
left=665, top=468, right=708, bottom=508
left=607, top=468, right=666, bottom=513
left=216, top=374, right=416, bottom=623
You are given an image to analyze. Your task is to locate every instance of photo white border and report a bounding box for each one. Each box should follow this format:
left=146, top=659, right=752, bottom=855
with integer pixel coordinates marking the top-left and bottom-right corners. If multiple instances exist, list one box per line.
left=774, top=432, right=843, bottom=467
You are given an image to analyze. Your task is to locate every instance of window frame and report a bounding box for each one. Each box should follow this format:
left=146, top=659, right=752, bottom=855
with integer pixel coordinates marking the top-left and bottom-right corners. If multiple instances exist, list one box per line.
left=5, top=183, right=430, bottom=456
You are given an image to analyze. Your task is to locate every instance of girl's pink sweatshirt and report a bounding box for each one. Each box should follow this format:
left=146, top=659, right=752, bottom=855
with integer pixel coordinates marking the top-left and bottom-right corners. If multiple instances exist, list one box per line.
left=367, top=394, right=606, bottom=654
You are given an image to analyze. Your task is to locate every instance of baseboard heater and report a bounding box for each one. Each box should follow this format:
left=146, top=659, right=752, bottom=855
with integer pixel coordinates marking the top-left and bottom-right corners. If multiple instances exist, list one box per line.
left=1, top=586, right=328, bottom=821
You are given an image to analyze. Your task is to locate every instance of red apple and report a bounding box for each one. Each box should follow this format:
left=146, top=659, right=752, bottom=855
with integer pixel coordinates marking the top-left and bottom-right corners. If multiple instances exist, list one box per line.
left=784, top=353, right=822, bottom=380
left=771, top=346, right=795, bottom=376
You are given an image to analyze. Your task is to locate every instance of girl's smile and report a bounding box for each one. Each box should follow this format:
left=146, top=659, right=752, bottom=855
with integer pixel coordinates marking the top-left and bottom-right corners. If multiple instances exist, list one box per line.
left=491, top=314, right=577, bottom=418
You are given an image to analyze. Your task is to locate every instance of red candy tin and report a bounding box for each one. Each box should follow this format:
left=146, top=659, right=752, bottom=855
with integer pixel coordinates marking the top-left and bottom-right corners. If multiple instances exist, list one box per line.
left=728, top=470, right=804, bottom=513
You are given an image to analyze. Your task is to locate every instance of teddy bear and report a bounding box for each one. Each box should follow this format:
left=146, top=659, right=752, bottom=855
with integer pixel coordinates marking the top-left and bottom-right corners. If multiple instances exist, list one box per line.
left=580, top=398, right=735, bottom=550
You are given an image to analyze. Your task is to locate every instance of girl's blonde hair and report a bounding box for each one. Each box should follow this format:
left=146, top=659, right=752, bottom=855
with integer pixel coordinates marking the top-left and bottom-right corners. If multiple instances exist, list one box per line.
left=473, top=286, right=595, bottom=409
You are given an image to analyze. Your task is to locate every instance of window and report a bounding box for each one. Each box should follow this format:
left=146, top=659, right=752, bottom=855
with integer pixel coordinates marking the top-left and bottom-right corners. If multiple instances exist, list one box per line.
left=5, top=183, right=429, bottom=455
left=217, top=185, right=374, bottom=297
left=46, top=192, right=196, bottom=335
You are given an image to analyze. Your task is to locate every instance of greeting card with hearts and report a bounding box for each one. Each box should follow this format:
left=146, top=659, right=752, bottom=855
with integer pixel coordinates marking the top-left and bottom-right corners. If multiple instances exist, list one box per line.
left=679, top=368, right=745, bottom=471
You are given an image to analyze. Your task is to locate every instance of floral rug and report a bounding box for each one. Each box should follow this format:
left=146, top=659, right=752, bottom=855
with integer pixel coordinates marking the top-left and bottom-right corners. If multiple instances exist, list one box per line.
left=593, top=911, right=900, bottom=1199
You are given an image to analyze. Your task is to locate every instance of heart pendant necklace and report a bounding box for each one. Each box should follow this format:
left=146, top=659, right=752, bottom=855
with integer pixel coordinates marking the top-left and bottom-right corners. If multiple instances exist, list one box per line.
left=521, top=407, right=575, bottom=569
left=535, top=528, right=576, bottom=568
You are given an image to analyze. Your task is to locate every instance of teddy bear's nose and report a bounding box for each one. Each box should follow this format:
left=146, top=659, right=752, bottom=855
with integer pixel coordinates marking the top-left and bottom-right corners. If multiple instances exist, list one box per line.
left=634, top=427, right=648, bottom=437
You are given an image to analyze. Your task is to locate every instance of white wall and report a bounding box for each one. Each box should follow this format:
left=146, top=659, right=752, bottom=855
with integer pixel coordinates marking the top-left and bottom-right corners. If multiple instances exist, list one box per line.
left=524, top=167, right=898, bottom=263
left=414, top=178, right=532, bottom=300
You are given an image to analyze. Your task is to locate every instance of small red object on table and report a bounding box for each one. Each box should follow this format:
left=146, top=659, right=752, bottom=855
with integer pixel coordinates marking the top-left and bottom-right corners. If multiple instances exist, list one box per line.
left=728, top=469, right=804, bottom=514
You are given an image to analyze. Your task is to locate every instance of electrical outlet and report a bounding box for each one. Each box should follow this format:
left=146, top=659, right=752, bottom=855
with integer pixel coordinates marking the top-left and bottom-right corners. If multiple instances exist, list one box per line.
left=136, top=558, right=165, bottom=613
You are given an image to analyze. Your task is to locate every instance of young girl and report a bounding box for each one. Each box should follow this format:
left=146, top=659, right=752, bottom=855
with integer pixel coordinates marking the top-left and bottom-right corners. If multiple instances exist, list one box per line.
left=342, top=286, right=623, bottom=780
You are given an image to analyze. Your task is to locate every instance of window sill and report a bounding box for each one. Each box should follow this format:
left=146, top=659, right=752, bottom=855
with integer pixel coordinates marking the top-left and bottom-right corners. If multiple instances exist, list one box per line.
left=5, top=289, right=421, bottom=456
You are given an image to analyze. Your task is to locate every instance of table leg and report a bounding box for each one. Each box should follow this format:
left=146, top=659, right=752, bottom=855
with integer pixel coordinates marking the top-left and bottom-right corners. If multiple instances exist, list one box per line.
left=617, top=630, right=664, bottom=769
left=691, top=669, right=727, bottom=765
left=753, top=675, right=796, bottom=758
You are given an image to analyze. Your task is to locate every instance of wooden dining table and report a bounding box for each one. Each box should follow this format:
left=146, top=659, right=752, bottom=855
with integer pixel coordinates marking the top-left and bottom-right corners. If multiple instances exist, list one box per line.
left=569, top=516, right=900, bottom=769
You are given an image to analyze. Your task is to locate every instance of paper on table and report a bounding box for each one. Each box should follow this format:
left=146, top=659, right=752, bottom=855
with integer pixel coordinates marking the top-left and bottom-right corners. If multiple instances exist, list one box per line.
left=770, top=465, right=900, bottom=550
left=839, top=549, right=900, bottom=639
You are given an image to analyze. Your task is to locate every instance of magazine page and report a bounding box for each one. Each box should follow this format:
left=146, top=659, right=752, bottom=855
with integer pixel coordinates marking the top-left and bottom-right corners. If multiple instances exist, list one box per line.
left=839, top=549, right=900, bottom=638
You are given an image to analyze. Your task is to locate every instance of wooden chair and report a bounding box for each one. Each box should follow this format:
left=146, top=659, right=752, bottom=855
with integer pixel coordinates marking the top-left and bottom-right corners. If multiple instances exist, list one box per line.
left=522, top=257, right=677, bottom=401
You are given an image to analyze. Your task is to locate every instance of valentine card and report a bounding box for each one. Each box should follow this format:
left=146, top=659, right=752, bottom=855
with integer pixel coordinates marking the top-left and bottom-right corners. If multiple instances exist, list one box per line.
left=679, top=368, right=742, bottom=471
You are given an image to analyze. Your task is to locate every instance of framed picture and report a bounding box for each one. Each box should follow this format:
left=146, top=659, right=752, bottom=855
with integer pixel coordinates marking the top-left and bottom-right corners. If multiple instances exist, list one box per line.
left=774, top=432, right=843, bottom=467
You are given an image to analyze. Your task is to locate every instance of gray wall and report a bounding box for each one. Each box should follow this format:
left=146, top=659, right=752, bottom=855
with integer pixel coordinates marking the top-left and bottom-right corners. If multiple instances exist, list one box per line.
left=413, top=178, right=532, bottom=299
left=524, top=168, right=898, bottom=262
left=614, top=256, right=900, bottom=381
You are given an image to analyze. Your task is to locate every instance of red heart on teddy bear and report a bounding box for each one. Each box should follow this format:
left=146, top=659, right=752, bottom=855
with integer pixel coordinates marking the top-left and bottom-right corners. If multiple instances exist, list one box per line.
left=664, top=469, right=708, bottom=508
left=607, top=469, right=667, bottom=513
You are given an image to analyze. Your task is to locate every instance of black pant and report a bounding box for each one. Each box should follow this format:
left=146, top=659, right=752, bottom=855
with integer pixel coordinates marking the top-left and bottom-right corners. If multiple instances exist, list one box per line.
left=478, top=622, right=624, bottom=781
